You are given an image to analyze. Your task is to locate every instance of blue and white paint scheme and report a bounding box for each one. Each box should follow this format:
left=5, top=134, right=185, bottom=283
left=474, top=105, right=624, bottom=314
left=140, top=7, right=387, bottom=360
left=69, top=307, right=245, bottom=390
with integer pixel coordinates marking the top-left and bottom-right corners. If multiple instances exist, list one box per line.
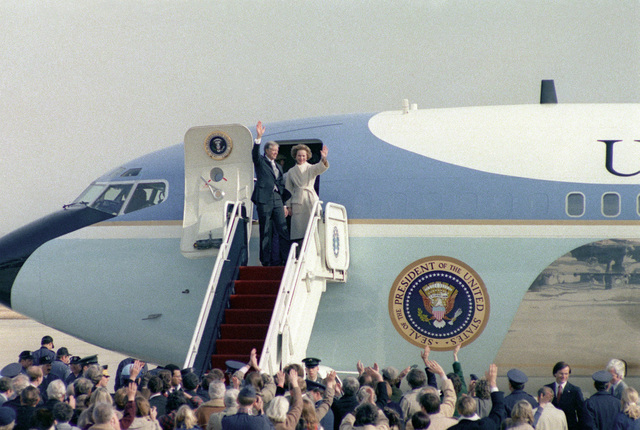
left=1, top=84, right=639, bottom=375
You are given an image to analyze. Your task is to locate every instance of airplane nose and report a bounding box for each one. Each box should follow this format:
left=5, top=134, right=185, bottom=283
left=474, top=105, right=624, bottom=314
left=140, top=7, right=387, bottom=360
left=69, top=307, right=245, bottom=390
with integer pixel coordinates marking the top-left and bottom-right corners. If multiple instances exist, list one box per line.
left=0, top=207, right=114, bottom=307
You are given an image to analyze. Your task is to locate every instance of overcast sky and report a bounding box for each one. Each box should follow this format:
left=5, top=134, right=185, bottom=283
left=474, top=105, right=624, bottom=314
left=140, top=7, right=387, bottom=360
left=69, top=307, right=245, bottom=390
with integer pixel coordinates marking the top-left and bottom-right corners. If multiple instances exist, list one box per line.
left=1, top=0, right=639, bottom=235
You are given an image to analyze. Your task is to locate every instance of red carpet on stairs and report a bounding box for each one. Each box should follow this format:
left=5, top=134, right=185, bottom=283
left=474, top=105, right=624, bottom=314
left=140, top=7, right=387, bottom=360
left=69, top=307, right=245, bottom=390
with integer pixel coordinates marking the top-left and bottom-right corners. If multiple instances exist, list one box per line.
left=210, top=266, right=284, bottom=371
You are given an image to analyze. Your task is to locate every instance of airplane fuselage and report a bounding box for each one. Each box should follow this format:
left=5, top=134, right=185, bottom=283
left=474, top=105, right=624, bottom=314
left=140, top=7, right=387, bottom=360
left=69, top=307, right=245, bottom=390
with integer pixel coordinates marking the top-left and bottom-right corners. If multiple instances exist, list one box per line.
left=2, top=103, right=640, bottom=376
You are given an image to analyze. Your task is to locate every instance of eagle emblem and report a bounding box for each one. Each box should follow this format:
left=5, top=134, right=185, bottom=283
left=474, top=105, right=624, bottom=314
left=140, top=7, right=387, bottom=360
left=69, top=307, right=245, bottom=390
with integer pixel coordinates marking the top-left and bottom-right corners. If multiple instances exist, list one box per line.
left=419, top=282, right=462, bottom=328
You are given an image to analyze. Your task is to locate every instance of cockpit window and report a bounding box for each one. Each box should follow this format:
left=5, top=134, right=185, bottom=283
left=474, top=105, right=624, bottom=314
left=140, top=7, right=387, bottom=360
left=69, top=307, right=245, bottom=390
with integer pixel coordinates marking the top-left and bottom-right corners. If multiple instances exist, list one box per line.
left=73, top=184, right=107, bottom=206
left=71, top=181, right=167, bottom=215
left=91, top=184, right=134, bottom=215
left=121, top=168, right=142, bottom=177
left=124, top=183, right=166, bottom=214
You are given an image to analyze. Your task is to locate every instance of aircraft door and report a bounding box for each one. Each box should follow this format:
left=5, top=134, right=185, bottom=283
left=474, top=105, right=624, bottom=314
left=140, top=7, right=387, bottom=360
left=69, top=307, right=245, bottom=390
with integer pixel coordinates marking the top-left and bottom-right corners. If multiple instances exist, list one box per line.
left=181, top=124, right=254, bottom=258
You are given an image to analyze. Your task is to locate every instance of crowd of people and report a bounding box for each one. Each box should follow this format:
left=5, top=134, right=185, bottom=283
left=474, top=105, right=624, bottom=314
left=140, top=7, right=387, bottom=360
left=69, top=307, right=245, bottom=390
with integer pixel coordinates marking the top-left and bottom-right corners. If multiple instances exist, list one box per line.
left=0, top=336, right=636, bottom=430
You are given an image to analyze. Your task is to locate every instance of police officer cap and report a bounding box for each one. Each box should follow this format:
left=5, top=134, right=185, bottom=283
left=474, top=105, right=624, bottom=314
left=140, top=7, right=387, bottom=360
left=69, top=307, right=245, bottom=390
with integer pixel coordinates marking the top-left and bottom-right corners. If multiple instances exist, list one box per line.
left=238, top=385, right=257, bottom=399
left=0, top=407, right=16, bottom=426
left=225, top=360, right=245, bottom=374
left=592, top=370, right=611, bottom=383
left=0, top=363, right=22, bottom=378
left=39, top=355, right=53, bottom=365
left=69, top=356, right=82, bottom=364
left=306, top=380, right=326, bottom=391
left=302, top=357, right=321, bottom=368
left=507, top=368, right=528, bottom=384
left=18, top=351, right=33, bottom=360
left=78, top=355, right=98, bottom=366
left=57, top=347, right=70, bottom=357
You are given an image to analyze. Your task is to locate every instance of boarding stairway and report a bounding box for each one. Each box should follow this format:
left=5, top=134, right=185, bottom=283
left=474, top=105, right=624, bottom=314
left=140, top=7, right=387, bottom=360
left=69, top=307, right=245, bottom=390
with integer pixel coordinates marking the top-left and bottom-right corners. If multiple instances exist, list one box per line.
left=184, top=199, right=349, bottom=375
left=181, top=123, right=349, bottom=375
left=209, top=265, right=282, bottom=370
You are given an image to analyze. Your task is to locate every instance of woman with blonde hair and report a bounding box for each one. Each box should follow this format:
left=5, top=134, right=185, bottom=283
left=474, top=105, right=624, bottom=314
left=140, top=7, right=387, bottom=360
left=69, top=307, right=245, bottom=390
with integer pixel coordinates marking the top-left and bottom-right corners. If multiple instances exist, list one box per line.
left=503, top=400, right=534, bottom=429
left=174, top=405, right=201, bottom=430
left=285, top=144, right=329, bottom=241
left=613, top=387, right=640, bottom=429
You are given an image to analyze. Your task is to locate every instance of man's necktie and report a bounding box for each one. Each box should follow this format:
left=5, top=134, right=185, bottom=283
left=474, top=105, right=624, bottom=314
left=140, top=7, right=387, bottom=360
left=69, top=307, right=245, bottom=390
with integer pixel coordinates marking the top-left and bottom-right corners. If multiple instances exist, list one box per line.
left=557, top=384, right=563, bottom=402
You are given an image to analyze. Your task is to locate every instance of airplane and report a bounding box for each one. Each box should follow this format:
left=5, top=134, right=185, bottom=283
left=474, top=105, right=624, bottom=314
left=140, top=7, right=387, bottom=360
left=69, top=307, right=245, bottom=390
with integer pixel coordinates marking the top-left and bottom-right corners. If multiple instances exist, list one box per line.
left=1, top=80, right=639, bottom=378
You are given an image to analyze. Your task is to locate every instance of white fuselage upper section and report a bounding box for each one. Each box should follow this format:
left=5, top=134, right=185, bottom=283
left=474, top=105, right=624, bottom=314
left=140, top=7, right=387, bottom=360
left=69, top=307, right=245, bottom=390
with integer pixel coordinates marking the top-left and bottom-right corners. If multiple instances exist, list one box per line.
left=369, top=104, right=640, bottom=184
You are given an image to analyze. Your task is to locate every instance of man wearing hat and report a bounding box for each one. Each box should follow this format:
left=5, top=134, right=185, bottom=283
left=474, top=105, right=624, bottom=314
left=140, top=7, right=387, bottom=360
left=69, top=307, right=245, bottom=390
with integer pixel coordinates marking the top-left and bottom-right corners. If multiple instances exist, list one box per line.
left=31, top=336, right=55, bottom=366
left=585, top=370, right=620, bottom=430
left=38, top=355, right=60, bottom=402
left=64, top=356, right=82, bottom=385
left=50, top=348, right=71, bottom=381
left=220, top=385, right=271, bottom=429
left=0, top=406, right=16, bottom=430
left=17, top=352, right=33, bottom=376
left=305, top=372, right=337, bottom=430
left=76, top=355, right=98, bottom=381
left=503, top=368, right=537, bottom=417
left=302, top=357, right=322, bottom=383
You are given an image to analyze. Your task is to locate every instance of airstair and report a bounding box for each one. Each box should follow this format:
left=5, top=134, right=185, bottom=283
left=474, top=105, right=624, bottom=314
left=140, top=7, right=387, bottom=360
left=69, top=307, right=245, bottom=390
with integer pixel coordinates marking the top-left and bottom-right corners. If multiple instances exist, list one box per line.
left=180, top=124, right=349, bottom=375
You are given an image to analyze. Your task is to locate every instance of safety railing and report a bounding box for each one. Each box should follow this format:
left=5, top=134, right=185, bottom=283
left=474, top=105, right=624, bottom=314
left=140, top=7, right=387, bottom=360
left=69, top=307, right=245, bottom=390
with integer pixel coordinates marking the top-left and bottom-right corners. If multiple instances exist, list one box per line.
left=259, top=200, right=346, bottom=374
left=184, top=201, right=249, bottom=373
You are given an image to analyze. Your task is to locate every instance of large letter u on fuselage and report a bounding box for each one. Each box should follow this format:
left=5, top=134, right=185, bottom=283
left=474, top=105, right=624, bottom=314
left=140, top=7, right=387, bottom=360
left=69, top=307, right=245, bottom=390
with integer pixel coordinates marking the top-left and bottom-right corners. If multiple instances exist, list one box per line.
left=600, top=139, right=640, bottom=177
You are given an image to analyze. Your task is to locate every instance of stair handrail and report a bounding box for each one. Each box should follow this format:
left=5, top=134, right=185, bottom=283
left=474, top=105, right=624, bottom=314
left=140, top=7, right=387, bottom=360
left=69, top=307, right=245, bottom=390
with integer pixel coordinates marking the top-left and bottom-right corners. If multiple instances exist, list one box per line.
left=279, top=200, right=324, bottom=331
left=184, top=200, right=248, bottom=369
left=259, top=200, right=325, bottom=373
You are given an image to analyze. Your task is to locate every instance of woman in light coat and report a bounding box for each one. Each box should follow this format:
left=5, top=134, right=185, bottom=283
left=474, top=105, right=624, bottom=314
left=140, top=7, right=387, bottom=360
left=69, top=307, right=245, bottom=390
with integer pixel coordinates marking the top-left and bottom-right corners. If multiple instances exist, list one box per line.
left=285, top=144, right=329, bottom=241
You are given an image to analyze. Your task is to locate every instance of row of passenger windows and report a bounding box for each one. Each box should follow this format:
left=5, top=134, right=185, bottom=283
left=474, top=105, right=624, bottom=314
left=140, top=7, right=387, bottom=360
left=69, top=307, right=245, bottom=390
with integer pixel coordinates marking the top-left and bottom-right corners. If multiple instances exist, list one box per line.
left=566, top=192, right=628, bottom=217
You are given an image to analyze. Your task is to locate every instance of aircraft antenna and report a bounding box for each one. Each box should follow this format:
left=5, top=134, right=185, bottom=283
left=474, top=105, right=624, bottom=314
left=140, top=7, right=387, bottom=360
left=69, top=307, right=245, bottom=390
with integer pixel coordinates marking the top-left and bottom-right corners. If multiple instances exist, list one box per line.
left=540, top=79, right=558, bottom=104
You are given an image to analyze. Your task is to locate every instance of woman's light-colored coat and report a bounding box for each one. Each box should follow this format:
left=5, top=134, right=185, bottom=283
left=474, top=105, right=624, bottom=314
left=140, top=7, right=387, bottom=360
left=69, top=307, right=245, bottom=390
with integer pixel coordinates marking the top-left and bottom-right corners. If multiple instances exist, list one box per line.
left=285, top=159, right=329, bottom=240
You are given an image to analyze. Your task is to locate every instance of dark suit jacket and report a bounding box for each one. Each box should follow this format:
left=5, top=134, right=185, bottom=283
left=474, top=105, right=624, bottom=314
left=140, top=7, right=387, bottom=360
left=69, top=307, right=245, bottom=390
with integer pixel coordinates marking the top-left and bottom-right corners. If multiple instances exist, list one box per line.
left=585, top=390, right=621, bottom=430
left=449, top=391, right=505, bottom=430
left=331, top=394, right=359, bottom=430
left=251, top=143, right=287, bottom=205
left=545, top=382, right=591, bottom=430
left=149, top=393, right=167, bottom=416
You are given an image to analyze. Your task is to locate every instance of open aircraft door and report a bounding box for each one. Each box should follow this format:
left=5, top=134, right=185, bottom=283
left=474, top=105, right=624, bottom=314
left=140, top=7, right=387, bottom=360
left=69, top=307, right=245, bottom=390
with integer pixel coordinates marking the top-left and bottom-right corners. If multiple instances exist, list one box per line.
left=181, top=124, right=254, bottom=258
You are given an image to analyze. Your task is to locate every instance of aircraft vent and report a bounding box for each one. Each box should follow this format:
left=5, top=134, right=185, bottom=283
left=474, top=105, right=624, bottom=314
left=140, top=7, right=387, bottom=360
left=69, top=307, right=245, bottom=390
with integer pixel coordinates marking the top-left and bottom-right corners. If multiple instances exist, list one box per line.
left=540, top=79, right=558, bottom=104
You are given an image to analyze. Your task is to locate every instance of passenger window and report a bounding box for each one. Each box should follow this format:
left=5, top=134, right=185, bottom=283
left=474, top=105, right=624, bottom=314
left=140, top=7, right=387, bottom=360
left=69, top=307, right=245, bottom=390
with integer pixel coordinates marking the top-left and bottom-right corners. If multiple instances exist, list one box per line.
left=124, top=182, right=167, bottom=214
left=602, top=193, right=620, bottom=217
left=566, top=193, right=585, bottom=217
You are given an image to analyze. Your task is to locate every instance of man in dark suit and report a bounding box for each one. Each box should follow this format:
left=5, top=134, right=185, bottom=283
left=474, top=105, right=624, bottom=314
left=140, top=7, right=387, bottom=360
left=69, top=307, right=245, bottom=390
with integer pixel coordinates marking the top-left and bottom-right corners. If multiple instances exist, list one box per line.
left=545, top=361, right=592, bottom=430
left=251, top=121, right=289, bottom=266
left=147, top=375, right=167, bottom=416
left=585, top=370, right=620, bottom=430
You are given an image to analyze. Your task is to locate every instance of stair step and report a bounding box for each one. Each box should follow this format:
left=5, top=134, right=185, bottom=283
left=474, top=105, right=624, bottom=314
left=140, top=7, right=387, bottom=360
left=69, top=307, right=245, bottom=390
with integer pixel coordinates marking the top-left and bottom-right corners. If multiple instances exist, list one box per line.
left=229, top=294, right=276, bottom=309
left=234, top=280, right=280, bottom=295
left=238, top=266, right=285, bottom=281
left=220, top=324, right=269, bottom=339
left=216, top=339, right=263, bottom=355
left=210, top=265, right=284, bottom=373
left=225, top=309, right=273, bottom=324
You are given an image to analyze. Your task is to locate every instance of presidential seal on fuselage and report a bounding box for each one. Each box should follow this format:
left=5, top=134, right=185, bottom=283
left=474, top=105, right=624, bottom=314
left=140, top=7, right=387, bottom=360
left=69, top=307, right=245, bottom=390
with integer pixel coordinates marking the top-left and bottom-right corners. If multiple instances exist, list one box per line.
left=388, top=256, right=489, bottom=350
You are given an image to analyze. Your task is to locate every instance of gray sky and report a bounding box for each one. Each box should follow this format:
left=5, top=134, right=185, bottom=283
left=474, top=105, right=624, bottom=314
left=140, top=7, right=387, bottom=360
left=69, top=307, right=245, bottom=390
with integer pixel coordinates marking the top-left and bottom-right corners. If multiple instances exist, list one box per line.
left=1, top=0, right=639, bottom=235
